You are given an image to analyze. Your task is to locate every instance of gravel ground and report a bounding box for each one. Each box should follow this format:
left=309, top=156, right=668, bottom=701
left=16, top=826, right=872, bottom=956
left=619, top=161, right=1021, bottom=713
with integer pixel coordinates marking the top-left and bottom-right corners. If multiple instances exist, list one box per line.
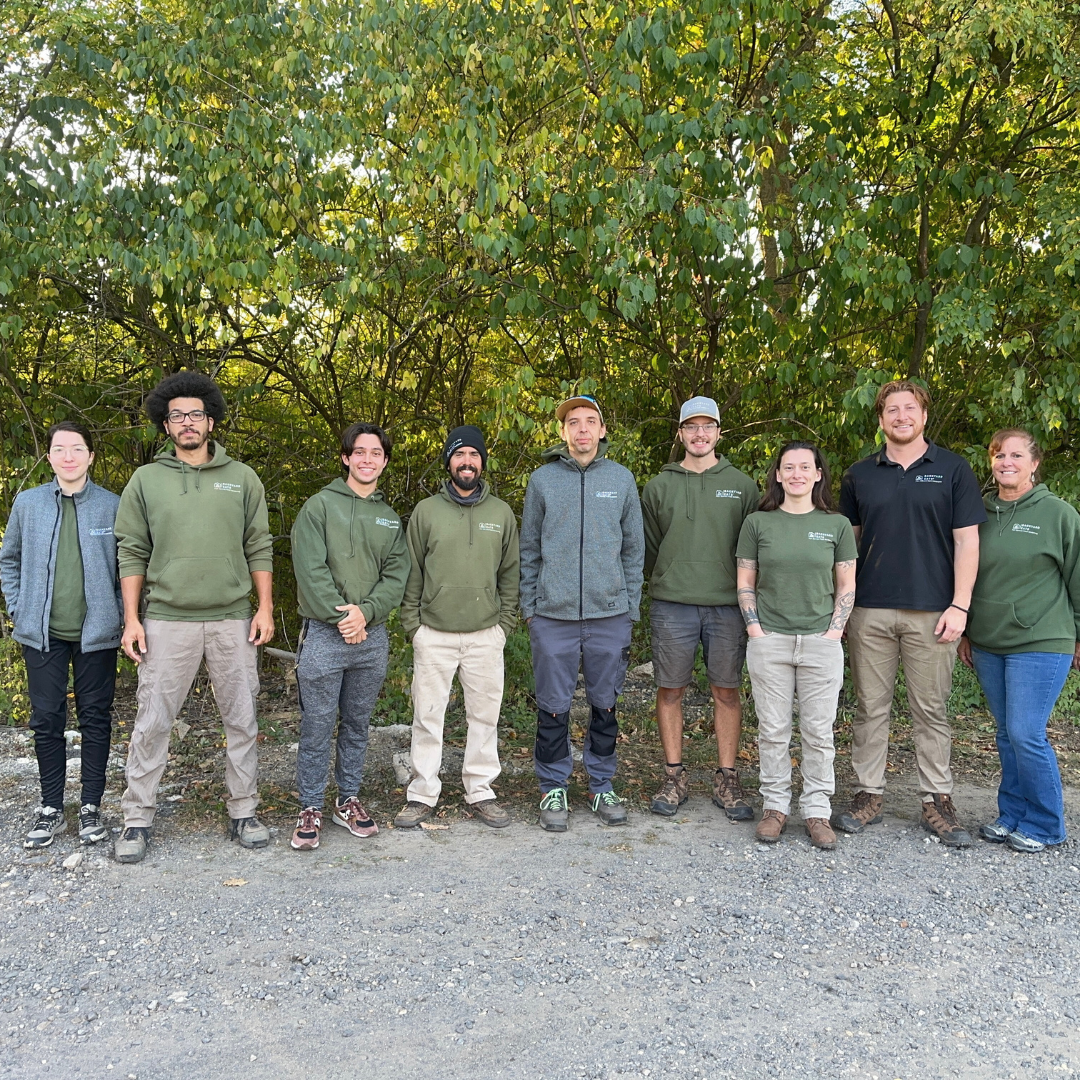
left=1, top=723, right=1079, bottom=1080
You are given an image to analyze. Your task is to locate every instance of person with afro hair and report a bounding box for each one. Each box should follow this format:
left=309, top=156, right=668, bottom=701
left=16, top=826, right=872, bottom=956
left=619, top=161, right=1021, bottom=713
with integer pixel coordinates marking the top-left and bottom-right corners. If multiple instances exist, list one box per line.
left=113, top=370, right=275, bottom=863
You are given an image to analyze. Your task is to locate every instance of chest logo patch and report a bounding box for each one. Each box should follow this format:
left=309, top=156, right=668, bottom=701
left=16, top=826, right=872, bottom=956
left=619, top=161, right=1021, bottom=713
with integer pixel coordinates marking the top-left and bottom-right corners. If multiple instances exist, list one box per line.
left=914, top=474, right=944, bottom=483
left=88, top=527, right=113, bottom=537
left=715, top=489, right=741, bottom=499
left=595, top=491, right=618, bottom=498
left=375, top=517, right=400, bottom=529
left=213, top=482, right=242, bottom=493
left=1012, top=523, right=1040, bottom=535
left=807, top=531, right=834, bottom=542
left=478, top=522, right=501, bottom=532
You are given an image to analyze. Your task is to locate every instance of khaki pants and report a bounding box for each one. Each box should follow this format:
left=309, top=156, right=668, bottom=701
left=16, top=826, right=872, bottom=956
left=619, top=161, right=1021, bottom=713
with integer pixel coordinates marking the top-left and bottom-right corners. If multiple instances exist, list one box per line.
left=746, top=632, right=844, bottom=818
left=121, top=619, right=260, bottom=827
left=407, top=623, right=505, bottom=807
left=847, top=607, right=958, bottom=798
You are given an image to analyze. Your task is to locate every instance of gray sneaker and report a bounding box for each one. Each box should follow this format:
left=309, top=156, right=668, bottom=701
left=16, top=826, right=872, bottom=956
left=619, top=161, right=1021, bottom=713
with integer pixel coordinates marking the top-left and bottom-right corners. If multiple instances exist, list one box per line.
left=539, top=788, right=569, bottom=832
left=229, top=816, right=270, bottom=848
left=115, top=826, right=150, bottom=864
left=590, top=791, right=628, bottom=826
left=78, top=804, right=108, bottom=844
left=24, top=807, right=66, bottom=850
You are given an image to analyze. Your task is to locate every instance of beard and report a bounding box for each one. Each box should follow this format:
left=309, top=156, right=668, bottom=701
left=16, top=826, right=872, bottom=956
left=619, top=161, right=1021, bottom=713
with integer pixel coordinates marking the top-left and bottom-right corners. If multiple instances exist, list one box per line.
left=887, top=424, right=924, bottom=446
left=451, top=468, right=480, bottom=491
left=175, top=429, right=210, bottom=449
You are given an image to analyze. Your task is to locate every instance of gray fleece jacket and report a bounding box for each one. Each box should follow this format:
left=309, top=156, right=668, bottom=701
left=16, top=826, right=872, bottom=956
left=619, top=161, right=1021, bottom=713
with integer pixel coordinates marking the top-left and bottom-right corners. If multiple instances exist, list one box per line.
left=0, top=478, right=122, bottom=653
left=519, top=441, right=644, bottom=622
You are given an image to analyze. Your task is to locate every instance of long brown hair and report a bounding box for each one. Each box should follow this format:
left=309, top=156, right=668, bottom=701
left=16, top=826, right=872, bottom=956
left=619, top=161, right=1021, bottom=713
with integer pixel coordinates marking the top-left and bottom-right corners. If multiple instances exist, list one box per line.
left=759, top=441, right=837, bottom=512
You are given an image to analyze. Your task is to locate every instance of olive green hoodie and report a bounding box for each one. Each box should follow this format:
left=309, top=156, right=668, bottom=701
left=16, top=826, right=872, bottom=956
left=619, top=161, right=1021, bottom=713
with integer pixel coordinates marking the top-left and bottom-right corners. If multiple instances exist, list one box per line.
left=116, top=442, right=274, bottom=621
left=968, top=483, right=1080, bottom=654
left=641, top=457, right=759, bottom=606
left=401, top=480, right=519, bottom=639
left=291, top=478, right=410, bottom=627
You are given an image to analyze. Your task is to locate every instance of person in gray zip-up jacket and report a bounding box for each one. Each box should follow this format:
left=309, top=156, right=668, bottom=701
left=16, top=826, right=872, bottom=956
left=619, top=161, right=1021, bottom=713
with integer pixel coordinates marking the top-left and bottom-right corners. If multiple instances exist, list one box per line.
left=0, top=421, right=121, bottom=850
left=520, top=394, right=644, bottom=831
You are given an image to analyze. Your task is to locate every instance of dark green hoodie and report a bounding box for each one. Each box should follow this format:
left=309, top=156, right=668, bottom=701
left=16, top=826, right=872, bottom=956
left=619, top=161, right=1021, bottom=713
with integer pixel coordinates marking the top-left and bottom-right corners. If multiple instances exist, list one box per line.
left=400, top=480, right=519, bottom=638
left=291, top=478, right=410, bottom=627
left=641, top=457, right=760, bottom=606
left=968, top=484, right=1080, bottom=654
left=116, top=442, right=273, bottom=621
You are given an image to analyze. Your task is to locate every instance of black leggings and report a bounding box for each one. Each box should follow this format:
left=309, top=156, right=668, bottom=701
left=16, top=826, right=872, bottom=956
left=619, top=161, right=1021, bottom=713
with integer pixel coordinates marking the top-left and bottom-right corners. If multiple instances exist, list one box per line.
left=23, top=639, right=117, bottom=809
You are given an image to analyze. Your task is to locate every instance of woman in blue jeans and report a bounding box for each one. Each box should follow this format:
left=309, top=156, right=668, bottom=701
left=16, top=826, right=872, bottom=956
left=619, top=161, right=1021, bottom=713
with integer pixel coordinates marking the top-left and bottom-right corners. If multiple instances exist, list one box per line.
left=959, top=429, right=1080, bottom=852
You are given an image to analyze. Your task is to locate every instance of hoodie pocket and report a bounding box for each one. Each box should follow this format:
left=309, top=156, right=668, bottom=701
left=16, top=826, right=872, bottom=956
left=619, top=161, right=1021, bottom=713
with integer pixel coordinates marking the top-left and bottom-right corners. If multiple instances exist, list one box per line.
left=152, top=557, right=244, bottom=612
left=968, top=598, right=1035, bottom=648
left=422, top=585, right=500, bottom=629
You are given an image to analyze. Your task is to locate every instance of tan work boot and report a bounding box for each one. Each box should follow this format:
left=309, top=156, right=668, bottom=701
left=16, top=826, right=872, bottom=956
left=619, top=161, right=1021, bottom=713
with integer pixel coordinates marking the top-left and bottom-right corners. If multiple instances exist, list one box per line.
left=833, top=791, right=883, bottom=834
left=650, top=765, right=689, bottom=817
left=804, top=817, right=837, bottom=850
left=394, top=801, right=435, bottom=829
left=712, top=767, right=754, bottom=822
left=755, top=809, right=787, bottom=843
left=921, top=794, right=972, bottom=847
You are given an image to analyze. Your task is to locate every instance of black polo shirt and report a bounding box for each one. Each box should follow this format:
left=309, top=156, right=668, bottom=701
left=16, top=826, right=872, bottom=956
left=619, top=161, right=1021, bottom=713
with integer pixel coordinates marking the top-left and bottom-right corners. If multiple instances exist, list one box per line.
left=839, top=440, right=986, bottom=611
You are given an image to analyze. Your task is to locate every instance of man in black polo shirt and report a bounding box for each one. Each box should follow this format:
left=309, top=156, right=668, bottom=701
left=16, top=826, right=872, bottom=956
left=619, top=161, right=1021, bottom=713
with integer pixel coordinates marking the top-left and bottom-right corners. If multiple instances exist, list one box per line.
left=837, top=380, right=985, bottom=846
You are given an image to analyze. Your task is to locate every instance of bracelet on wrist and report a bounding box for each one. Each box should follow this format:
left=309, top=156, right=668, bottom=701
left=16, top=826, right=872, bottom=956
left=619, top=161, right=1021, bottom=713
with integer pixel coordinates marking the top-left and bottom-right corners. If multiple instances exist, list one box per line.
left=948, top=603, right=969, bottom=615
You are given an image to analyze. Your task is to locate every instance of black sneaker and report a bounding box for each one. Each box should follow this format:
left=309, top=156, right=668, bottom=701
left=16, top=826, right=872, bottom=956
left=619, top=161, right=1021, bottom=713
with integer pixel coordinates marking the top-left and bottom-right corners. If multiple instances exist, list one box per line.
left=78, top=804, right=108, bottom=844
left=24, top=807, right=66, bottom=850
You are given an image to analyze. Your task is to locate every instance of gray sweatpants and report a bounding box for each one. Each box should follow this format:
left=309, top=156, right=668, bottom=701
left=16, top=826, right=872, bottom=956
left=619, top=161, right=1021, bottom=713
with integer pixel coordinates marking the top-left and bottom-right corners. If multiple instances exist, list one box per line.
left=295, top=619, right=389, bottom=809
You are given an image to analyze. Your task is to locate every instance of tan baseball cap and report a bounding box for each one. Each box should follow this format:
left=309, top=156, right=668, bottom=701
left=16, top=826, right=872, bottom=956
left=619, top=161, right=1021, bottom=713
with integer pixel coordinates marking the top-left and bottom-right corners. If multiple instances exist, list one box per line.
left=555, top=394, right=604, bottom=423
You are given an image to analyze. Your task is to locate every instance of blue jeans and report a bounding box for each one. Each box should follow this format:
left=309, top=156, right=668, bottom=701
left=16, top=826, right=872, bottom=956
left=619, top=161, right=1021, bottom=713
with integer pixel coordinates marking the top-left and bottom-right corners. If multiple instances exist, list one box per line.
left=970, top=647, right=1071, bottom=845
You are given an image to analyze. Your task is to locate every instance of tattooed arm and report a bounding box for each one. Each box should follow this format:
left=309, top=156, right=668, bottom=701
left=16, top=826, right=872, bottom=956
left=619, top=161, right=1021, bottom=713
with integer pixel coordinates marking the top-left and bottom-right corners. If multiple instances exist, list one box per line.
left=736, top=558, right=765, bottom=638
left=826, top=559, right=857, bottom=639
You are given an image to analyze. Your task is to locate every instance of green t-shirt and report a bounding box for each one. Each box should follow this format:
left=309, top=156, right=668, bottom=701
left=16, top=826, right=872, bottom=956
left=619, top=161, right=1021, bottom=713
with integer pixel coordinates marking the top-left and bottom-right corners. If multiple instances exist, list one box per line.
left=736, top=508, right=857, bottom=635
left=48, top=494, right=87, bottom=642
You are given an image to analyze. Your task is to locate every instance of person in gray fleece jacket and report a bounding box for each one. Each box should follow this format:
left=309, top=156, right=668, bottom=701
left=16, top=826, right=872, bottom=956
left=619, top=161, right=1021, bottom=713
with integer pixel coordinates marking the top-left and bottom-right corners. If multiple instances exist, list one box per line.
left=520, top=394, right=644, bottom=831
left=0, top=421, right=121, bottom=850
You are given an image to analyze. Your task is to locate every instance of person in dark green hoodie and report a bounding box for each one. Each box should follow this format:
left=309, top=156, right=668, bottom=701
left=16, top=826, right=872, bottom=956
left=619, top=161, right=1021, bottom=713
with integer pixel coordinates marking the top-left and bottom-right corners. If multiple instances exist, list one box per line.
left=114, top=372, right=275, bottom=864
left=959, top=429, right=1080, bottom=853
left=289, top=422, right=410, bottom=852
left=642, top=396, right=760, bottom=821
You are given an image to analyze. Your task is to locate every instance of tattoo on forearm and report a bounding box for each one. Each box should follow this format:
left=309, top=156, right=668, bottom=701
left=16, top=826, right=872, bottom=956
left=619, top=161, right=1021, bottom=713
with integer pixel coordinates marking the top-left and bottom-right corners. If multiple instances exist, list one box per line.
left=835, top=559, right=856, bottom=573
left=737, top=586, right=760, bottom=627
left=829, top=590, right=855, bottom=633
left=737, top=558, right=758, bottom=570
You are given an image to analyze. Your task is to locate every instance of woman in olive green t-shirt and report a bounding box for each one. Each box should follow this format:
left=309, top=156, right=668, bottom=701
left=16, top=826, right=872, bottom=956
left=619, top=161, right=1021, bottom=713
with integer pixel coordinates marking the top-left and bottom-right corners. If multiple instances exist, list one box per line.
left=736, top=442, right=857, bottom=850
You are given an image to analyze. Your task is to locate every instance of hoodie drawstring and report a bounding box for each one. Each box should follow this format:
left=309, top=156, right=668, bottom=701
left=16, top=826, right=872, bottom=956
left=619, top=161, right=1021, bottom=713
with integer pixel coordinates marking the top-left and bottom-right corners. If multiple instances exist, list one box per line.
left=349, top=498, right=356, bottom=557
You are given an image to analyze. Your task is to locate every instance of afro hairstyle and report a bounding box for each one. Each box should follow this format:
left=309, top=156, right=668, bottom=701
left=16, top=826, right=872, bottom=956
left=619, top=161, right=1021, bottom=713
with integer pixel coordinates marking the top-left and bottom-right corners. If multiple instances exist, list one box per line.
left=144, top=371, right=228, bottom=433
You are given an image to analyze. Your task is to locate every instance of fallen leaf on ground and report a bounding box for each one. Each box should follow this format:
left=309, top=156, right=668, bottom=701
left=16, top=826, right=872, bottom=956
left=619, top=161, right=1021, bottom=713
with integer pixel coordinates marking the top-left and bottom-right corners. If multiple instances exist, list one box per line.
left=419, top=821, right=450, bottom=831
left=222, top=878, right=248, bottom=887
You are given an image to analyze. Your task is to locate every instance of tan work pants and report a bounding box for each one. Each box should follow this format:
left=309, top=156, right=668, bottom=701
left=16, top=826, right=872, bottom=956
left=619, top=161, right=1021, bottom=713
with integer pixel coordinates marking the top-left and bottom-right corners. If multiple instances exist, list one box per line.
left=846, top=607, right=958, bottom=798
left=121, top=619, right=260, bottom=827
left=407, top=623, right=505, bottom=807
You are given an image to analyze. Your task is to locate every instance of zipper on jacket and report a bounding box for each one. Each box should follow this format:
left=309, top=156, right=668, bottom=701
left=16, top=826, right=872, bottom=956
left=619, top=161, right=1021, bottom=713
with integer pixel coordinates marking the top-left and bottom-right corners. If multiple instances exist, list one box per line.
left=42, top=492, right=62, bottom=652
left=579, top=467, right=585, bottom=620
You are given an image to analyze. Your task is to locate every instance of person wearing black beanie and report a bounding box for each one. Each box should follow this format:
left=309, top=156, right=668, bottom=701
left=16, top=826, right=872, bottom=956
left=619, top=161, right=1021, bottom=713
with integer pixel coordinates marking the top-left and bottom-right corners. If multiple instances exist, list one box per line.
left=443, top=426, right=488, bottom=471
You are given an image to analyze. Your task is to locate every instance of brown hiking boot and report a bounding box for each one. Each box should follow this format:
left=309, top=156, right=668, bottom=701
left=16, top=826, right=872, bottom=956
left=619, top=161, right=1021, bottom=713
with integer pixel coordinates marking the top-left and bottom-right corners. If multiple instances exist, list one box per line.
left=470, top=799, right=511, bottom=829
left=712, top=767, right=754, bottom=822
left=921, top=794, right=972, bottom=847
left=650, top=765, right=689, bottom=817
left=804, top=817, right=837, bottom=850
left=394, top=801, right=435, bottom=829
left=755, top=809, right=787, bottom=843
left=833, top=791, right=883, bottom=834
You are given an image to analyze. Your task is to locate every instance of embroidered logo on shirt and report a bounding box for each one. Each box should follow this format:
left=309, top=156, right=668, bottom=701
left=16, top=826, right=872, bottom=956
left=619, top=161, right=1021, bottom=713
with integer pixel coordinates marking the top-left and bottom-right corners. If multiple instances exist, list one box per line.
left=213, top=482, right=242, bottom=492
left=715, top=489, right=742, bottom=499
left=375, top=517, right=400, bottom=529
left=88, top=527, right=113, bottom=536
left=478, top=522, right=502, bottom=532
left=807, top=531, right=834, bottom=542
left=914, top=474, right=944, bottom=483
left=1012, top=523, right=1041, bottom=534
left=595, top=491, right=618, bottom=498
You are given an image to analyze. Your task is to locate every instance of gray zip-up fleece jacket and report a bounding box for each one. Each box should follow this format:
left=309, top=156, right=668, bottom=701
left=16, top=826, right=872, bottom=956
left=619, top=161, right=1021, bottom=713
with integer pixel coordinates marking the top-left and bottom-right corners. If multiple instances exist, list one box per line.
left=519, top=440, right=644, bottom=622
left=0, top=478, right=122, bottom=653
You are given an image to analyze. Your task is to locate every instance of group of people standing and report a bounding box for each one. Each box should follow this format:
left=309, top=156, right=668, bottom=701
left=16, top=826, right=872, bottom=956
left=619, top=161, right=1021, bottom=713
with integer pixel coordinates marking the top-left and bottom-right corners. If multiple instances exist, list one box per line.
left=1, top=374, right=1077, bottom=863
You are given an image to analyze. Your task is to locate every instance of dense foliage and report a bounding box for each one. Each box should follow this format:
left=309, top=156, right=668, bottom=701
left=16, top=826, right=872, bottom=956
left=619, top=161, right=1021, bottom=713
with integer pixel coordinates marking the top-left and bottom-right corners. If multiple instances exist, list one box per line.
left=2, top=0, right=1080, bottom=637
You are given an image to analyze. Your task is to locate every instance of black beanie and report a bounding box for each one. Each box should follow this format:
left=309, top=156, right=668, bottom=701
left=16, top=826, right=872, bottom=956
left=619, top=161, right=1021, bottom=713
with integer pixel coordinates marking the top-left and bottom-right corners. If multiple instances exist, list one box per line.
left=443, top=425, right=488, bottom=470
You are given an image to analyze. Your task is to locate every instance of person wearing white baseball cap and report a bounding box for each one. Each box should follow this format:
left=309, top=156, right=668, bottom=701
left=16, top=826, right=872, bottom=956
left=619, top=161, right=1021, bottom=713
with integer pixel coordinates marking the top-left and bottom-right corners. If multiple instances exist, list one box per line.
left=642, top=396, right=760, bottom=821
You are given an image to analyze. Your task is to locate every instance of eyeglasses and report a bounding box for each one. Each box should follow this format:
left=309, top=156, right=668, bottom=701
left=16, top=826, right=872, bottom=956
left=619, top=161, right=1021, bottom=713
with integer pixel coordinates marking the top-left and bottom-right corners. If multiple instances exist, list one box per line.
left=48, top=445, right=90, bottom=456
left=680, top=423, right=718, bottom=434
left=166, top=410, right=207, bottom=424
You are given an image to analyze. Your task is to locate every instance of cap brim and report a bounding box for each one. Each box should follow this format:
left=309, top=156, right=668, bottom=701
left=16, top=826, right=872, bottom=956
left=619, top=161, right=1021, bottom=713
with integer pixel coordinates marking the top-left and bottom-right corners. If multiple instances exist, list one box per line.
left=556, top=397, right=603, bottom=423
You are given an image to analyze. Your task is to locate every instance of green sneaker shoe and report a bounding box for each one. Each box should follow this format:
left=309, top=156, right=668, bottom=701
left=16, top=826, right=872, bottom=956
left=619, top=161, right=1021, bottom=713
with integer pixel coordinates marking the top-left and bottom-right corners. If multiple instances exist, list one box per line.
left=539, top=788, right=568, bottom=832
left=590, top=791, right=628, bottom=826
